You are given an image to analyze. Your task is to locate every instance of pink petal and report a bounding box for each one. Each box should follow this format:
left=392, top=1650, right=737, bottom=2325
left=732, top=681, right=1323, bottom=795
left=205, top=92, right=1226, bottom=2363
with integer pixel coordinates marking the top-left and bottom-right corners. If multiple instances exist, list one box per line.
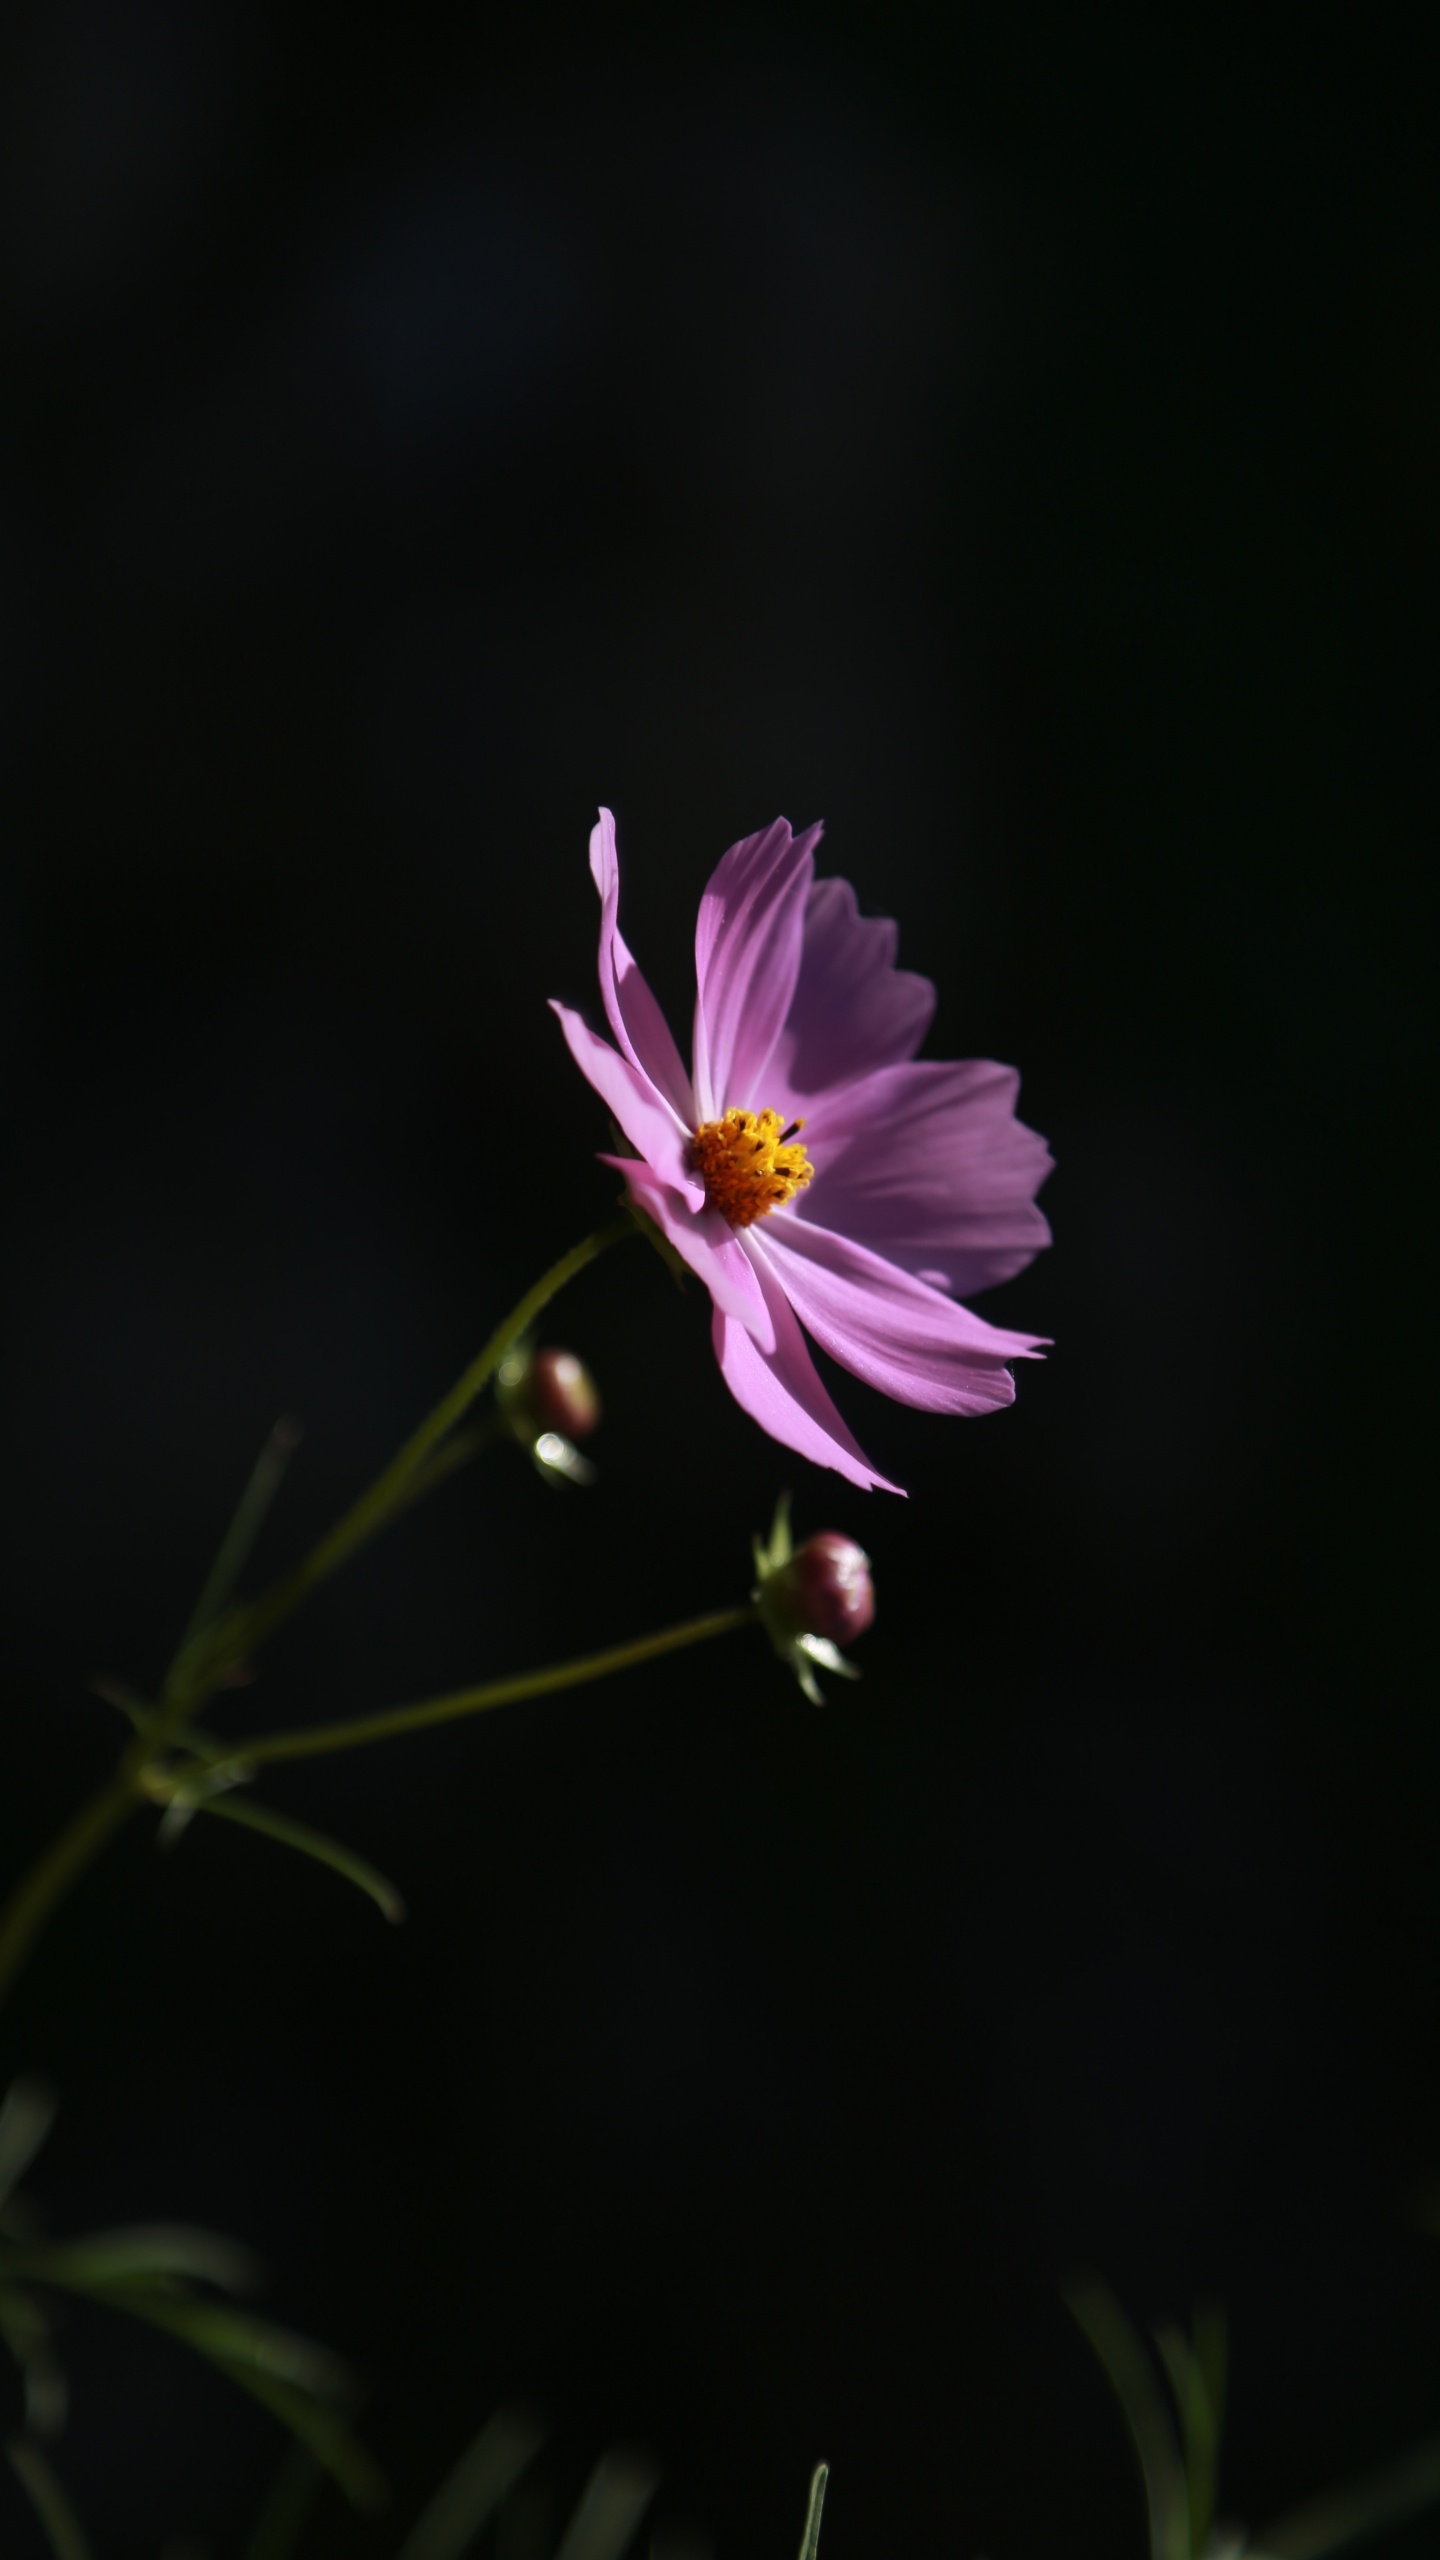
left=550, top=1001, right=699, bottom=1193
left=756, top=1216, right=1046, bottom=1415
left=764, top=876, right=935, bottom=1115
left=691, top=820, right=820, bottom=1121
left=603, top=1154, right=774, bottom=1347
left=589, top=809, right=696, bottom=1123
left=713, top=1238, right=904, bottom=1494
left=794, top=1058, right=1053, bottom=1296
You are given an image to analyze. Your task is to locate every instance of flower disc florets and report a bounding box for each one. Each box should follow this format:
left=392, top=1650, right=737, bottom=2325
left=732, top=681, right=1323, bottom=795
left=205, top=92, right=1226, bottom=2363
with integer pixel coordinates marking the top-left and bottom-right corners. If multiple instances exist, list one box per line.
left=690, top=1107, right=813, bottom=1228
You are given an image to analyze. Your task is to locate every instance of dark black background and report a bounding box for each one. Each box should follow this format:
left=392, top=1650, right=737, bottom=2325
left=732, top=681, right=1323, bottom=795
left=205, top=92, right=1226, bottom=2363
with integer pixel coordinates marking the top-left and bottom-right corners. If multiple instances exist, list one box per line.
left=1, top=6, right=1435, bottom=2555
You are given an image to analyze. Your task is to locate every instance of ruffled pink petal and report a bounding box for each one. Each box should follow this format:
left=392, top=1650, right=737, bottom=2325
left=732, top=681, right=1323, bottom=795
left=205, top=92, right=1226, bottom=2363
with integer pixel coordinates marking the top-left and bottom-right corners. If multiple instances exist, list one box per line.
left=793, top=1057, right=1053, bottom=1297
left=756, top=1216, right=1045, bottom=1415
left=589, top=809, right=696, bottom=1123
left=713, top=1238, right=903, bottom=1494
left=550, top=1001, right=699, bottom=1193
left=691, top=820, right=820, bottom=1121
left=764, top=876, right=935, bottom=1116
left=601, top=1154, right=774, bottom=1347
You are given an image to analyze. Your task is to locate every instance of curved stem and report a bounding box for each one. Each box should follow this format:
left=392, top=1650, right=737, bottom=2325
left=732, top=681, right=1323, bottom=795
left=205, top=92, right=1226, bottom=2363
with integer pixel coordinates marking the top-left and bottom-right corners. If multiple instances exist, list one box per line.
left=390, top=1412, right=504, bottom=1514
left=0, top=1763, right=143, bottom=2014
left=0, top=1212, right=639, bottom=2012
left=194, top=1605, right=756, bottom=1774
left=165, top=1208, right=637, bottom=1711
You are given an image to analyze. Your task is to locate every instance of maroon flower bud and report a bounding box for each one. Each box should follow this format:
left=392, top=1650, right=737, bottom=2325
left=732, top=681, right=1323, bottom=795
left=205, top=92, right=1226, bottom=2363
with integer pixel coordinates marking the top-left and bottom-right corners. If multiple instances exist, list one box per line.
left=494, top=1343, right=601, bottom=1486
left=752, top=1500, right=873, bottom=1703
left=780, top=1533, right=875, bottom=1646
left=525, top=1348, right=602, bottom=1442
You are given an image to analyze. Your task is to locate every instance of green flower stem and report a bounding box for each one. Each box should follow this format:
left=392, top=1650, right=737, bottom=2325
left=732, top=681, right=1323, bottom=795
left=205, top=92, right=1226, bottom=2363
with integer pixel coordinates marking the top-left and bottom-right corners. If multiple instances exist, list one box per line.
left=0, top=1212, right=639, bottom=2013
left=389, top=1412, right=504, bottom=1514
left=164, top=1208, right=637, bottom=1713
left=192, top=1605, right=757, bottom=1775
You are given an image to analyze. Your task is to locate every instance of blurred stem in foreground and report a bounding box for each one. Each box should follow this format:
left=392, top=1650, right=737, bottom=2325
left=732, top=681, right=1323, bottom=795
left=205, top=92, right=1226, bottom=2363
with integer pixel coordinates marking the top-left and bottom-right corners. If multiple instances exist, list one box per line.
left=0, top=1210, right=641, bottom=2013
left=6, top=2439, right=93, bottom=2560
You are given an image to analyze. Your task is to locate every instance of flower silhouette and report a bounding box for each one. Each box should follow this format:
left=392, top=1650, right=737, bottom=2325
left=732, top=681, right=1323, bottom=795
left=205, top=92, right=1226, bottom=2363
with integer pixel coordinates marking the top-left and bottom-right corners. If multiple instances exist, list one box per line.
left=552, top=811, right=1051, bottom=1491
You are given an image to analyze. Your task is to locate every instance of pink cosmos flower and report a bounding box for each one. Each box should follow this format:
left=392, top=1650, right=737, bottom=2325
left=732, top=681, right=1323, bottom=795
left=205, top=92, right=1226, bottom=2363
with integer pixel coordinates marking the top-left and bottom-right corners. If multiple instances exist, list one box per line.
left=551, top=811, right=1051, bottom=1493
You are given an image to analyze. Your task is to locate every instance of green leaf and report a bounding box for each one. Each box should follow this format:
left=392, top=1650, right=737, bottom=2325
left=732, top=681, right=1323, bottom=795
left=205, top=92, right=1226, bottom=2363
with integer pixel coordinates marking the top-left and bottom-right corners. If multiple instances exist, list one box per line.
left=551, top=2451, right=659, bottom=2560
left=0, top=2287, right=48, bottom=2346
left=10, top=2247, right=381, bottom=2508
left=25, top=2223, right=261, bottom=2294
left=1252, top=2431, right=1440, bottom=2560
left=0, top=2081, right=56, bottom=2210
left=244, top=2445, right=326, bottom=2560
left=168, top=1416, right=302, bottom=1679
left=89, top=2282, right=351, bottom=2400
left=5, top=2441, right=93, bottom=2560
left=1192, top=2303, right=1227, bottom=2431
left=796, top=1635, right=860, bottom=1683
left=213, top=2358, right=385, bottom=2512
left=96, top=2285, right=383, bottom=2509
left=1155, top=2312, right=1225, bottom=2558
left=87, top=1674, right=149, bottom=1729
left=185, top=1793, right=407, bottom=1924
left=0, top=2288, right=67, bottom=2438
left=395, top=2406, right=546, bottom=2560
left=1066, top=2280, right=1190, bottom=2560
left=796, top=2462, right=828, bottom=2560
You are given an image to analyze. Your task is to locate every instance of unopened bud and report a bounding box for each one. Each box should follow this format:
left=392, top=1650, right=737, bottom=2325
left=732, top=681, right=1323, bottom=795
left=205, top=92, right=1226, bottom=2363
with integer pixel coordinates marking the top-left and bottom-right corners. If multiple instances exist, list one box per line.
left=752, top=1499, right=873, bottom=1704
left=772, top=1532, right=875, bottom=1646
left=496, top=1342, right=600, bottom=1487
left=525, top=1348, right=601, bottom=1442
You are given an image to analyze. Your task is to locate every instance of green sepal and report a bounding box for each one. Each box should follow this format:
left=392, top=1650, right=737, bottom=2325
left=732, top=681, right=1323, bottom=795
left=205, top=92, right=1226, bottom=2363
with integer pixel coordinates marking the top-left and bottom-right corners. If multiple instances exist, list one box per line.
left=752, top=1492, right=795, bottom=1585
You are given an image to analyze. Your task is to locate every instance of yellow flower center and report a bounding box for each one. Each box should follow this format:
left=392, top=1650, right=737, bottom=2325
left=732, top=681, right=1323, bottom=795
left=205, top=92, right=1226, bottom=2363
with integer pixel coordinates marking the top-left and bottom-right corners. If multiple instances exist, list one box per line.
left=690, top=1107, right=814, bottom=1228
